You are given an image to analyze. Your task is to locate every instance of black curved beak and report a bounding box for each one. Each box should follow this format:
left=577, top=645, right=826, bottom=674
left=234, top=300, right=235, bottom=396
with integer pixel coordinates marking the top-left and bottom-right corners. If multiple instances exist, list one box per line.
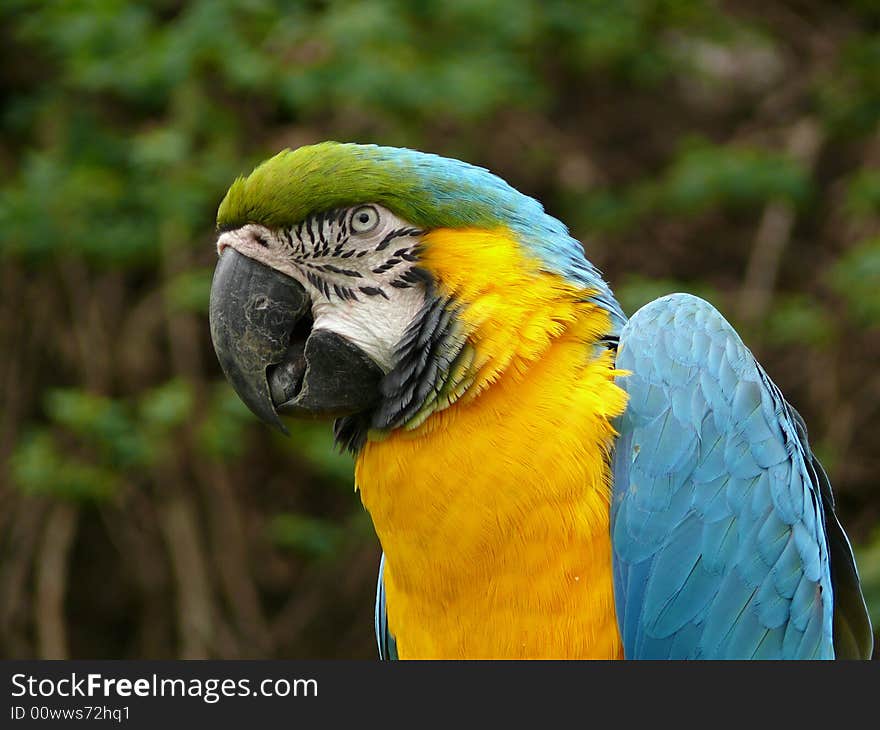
left=209, top=248, right=383, bottom=433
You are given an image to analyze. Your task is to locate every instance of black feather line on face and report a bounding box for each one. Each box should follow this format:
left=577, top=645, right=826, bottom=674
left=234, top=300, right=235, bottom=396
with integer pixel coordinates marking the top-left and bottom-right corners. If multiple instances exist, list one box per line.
left=371, top=294, right=462, bottom=431
left=375, top=227, right=424, bottom=252
left=333, top=288, right=465, bottom=453
left=359, top=286, right=388, bottom=299
left=400, top=268, right=432, bottom=285
left=322, top=264, right=363, bottom=278
left=333, top=284, right=359, bottom=301
left=280, top=207, right=433, bottom=308
left=333, top=412, right=372, bottom=453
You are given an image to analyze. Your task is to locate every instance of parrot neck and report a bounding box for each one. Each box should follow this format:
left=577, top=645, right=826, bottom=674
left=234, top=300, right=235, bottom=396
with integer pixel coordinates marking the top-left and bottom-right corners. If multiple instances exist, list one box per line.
left=355, top=288, right=628, bottom=658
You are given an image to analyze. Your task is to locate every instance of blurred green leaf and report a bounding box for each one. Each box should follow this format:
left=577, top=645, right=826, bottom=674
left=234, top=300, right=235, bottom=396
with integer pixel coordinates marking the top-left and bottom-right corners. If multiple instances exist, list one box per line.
left=131, top=127, right=191, bottom=171
left=765, top=295, right=835, bottom=349
left=615, top=274, right=720, bottom=317
left=845, top=170, right=880, bottom=219
left=812, top=440, right=839, bottom=480
left=658, top=139, right=812, bottom=213
left=577, top=190, right=645, bottom=234
left=45, top=389, right=151, bottom=468
left=829, top=237, right=880, bottom=327
left=266, top=512, right=345, bottom=558
left=165, top=268, right=213, bottom=313
left=195, top=382, right=256, bottom=462
left=0, top=151, right=158, bottom=266
left=568, top=139, right=813, bottom=235
left=10, top=431, right=120, bottom=501
left=818, top=34, right=880, bottom=137
left=855, top=533, right=880, bottom=628
left=138, top=379, right=194, bottom=430
left=285, top=422, right=355, bottom=488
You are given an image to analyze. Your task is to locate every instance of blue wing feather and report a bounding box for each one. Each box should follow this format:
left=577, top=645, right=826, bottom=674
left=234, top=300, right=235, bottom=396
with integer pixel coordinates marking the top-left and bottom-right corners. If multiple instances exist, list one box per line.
left=375, top=553, right=398, bottom=660
left=611, top=293, right=871, bottom=659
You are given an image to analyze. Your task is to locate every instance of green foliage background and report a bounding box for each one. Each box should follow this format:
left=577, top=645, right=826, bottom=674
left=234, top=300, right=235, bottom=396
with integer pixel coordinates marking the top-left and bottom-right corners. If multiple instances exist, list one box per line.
left=0, top=0, right=878, bottom=658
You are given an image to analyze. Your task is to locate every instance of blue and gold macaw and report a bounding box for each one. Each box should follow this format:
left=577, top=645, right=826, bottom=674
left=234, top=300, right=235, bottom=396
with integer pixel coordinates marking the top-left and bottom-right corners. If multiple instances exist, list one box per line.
left=209, top=142, right=872, bottom=659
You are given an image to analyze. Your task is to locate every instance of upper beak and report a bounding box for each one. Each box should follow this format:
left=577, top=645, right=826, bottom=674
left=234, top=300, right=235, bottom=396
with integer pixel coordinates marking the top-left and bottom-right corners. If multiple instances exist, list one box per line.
left=209, top=248, right=384, bottom=433
left=209, top=248, right=309, bottom=433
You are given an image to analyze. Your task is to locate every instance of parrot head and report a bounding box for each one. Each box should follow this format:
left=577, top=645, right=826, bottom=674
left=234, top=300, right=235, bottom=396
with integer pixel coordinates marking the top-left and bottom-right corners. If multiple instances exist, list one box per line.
left=209, top=142, right=623, bottom=447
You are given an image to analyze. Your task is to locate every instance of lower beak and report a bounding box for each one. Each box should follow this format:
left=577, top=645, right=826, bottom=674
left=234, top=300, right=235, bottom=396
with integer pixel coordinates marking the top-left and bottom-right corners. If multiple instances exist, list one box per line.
left=209, top=248, right=383, bottom=433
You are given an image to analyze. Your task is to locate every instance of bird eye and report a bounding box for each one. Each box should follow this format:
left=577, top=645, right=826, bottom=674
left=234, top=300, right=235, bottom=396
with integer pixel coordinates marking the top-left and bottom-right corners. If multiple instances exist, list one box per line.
left=350, top=205, right=380, bottom=234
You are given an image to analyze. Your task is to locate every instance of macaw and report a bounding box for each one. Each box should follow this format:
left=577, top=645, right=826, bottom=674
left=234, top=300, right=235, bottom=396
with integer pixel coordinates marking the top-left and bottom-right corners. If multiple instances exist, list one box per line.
left=208, top=142, right=872, bottom=659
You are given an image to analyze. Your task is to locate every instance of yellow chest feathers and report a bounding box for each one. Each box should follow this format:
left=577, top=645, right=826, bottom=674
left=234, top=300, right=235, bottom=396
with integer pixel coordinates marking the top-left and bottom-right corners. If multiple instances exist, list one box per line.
left=354, top=228, right=628, bottom=658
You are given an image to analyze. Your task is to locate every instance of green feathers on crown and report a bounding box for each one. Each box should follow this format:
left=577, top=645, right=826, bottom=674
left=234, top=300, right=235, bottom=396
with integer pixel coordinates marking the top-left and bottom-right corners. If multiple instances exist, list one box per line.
left=216, top=142, right=505, bottom=232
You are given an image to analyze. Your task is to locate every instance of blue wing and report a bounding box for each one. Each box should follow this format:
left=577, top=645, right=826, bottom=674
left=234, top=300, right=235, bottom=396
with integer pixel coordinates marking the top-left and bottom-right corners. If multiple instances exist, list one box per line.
left=611, top=294, right=872, bottom=659
left=375, top=553, right=398, bottom=660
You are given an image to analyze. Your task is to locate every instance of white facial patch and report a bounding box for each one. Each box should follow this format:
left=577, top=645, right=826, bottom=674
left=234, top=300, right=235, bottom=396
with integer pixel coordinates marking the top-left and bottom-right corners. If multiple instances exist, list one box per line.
left=216, top=205, right=429, bottom=371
